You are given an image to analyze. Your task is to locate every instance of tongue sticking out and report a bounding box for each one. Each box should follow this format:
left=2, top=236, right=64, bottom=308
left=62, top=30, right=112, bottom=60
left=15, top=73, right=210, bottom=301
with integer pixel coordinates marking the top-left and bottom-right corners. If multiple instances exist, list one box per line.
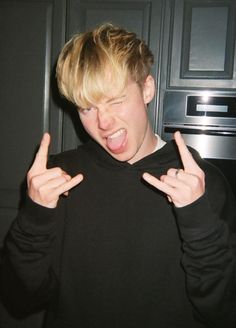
left=106, top=129, right=126, bottom=152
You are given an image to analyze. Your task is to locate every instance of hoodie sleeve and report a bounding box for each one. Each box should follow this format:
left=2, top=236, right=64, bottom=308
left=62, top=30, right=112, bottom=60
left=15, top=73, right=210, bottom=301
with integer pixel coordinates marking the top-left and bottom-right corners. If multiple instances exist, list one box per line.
left=175, top=162, right=236, bottom=328
left=0, top=156, right=66, bottom=315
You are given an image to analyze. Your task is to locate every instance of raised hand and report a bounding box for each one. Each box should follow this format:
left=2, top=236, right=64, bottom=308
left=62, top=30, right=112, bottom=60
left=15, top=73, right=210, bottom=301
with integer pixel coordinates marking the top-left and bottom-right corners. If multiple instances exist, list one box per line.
left=27, top=133, right=83, bottom=208
left=143, top=131, right=205, bottom=207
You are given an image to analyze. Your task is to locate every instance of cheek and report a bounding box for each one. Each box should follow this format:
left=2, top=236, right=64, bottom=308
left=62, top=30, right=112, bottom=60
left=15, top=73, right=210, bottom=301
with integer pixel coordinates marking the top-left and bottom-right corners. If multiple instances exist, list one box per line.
left=79, top=116, right=96, bottom=135
left=128, top=103, right=148, bottom=125
left=122, top=97, right=146, bottom=120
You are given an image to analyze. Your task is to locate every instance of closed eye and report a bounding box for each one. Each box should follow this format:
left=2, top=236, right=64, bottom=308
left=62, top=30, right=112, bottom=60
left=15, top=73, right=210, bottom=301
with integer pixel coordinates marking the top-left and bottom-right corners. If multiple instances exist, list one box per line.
left=111, top=101, right=124, bottom=106
left=108, top=95, right=126, bottom=107
left=79, top=107, right=95, bottom=115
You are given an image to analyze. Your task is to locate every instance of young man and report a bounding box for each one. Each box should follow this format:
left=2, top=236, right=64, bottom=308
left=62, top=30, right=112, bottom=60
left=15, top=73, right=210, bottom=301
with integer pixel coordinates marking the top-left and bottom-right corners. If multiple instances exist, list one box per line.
left=1, top=23, right=236, bottom=328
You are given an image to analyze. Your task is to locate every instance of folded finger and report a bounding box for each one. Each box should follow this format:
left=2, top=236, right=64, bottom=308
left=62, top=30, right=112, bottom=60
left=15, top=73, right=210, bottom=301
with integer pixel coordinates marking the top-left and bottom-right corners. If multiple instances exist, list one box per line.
left=53, top=173, right=84, bottom=196
left=28, top=167, right=69, bottom=188
left=143, top=172, right=174, bottom=196
left=41, top=175, right=72, bottom=191
left=160, top=174, right=186, bottom=190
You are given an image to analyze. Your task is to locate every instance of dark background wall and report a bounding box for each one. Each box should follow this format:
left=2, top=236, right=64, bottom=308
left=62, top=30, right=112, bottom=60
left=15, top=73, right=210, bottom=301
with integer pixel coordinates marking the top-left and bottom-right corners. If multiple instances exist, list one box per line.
left=0, top=0, right=235, bottom=327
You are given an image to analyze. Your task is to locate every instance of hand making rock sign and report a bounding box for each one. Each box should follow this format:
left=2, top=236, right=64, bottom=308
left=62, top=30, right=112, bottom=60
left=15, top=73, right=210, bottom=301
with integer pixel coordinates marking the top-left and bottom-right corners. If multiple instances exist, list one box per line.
left=27, top=133, right=83, bottom=208
left=143, top=131, right=205, bottom=208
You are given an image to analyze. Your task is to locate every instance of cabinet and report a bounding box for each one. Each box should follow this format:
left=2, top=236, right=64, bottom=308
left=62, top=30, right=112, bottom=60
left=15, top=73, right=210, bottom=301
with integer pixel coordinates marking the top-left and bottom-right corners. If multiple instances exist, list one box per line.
left=157, top=0, right=236, bottom=133
left=167, top=0, right=236, bottom=88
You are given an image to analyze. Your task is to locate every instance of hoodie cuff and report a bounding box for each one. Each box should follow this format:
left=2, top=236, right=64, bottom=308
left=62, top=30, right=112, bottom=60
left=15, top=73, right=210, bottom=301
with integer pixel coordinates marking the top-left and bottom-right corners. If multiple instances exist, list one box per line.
left=174, top=192, right=219, bottom=241
left=17, top=195, right=57, bottom=234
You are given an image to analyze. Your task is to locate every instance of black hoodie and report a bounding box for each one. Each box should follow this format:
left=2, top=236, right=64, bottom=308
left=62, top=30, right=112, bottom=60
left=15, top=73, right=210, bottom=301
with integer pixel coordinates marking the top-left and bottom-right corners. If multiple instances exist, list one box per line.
left=1, top=140, right=236, bottom=328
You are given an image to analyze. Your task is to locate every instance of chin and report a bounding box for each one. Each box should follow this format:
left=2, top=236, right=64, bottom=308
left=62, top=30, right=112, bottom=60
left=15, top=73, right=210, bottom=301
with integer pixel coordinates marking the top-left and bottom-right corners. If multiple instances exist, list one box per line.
left=110, top=153, right=129, bottom=162
left=111, top=150, right=137, bottom=163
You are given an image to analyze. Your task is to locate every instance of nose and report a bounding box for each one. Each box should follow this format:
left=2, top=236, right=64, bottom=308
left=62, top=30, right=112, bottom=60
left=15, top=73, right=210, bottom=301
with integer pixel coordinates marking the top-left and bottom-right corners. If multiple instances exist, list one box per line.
left=97, top=108, right=114, bottom=130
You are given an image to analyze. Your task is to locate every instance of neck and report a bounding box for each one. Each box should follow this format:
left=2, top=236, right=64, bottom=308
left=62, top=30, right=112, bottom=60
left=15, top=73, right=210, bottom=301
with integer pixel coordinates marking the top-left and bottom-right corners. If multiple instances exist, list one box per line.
left=144, top=133, right=157, bottom=156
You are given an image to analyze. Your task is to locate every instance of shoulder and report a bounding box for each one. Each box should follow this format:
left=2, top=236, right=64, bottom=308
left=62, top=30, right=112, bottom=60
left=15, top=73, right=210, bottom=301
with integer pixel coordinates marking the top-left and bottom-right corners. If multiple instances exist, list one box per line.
left=193, top=152, right=236, bottom=228
left=187, top=144, right=235, bottom=213
left=47, top=142, right=92, bottom=175
left=187, top=145, right=227, bottom=188
left=191, top=149, right=229, bottom=192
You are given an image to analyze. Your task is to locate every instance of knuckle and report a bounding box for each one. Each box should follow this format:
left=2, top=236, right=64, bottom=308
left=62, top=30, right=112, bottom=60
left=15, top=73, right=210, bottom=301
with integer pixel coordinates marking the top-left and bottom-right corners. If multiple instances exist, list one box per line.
left=192, top=175, right=199, bottom=185
left=167, top=168, right=174, bottom=176
left=196, top=167, right=205, bottom=178
left=27, top=169, right=36, bottom=181
left=27, top=171, right=32, bottom=183
left=58, top=176, right=67, bottom=185
left=190, top=176, right=202, bottom=191
left=161, top=175, right=167, bottom=183
left=52, top=167, right=63, bottom=176
left=29, top=175, right=40, bottom=189
left=38, top=184, right=46, bottom=196
left=64, top=174, right=71, bottom=182
left=37, top=186, right=53, bottom=203
left=200, top=170, right=205, bottom=180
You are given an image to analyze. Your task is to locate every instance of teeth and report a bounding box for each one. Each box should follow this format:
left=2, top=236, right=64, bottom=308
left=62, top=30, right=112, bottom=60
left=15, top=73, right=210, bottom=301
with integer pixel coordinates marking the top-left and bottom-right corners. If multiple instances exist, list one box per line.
left=107, top=129, right=125, bottom=139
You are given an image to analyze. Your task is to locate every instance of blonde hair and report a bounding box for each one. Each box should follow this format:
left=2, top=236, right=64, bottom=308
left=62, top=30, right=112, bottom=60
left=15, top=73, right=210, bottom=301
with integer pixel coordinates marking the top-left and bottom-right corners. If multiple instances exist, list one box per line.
left=56, top=23, right=154, bottom=109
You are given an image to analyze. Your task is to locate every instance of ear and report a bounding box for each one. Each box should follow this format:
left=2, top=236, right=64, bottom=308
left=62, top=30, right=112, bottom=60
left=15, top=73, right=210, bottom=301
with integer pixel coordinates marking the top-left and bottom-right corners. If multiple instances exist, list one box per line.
left=142, top=75, right=155, bottom=105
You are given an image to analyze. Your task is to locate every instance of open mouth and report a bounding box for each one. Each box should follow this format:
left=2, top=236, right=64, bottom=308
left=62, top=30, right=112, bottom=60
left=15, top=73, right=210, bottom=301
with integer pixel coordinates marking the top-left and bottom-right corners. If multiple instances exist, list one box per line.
left=106, top=128, right=127, bottom=153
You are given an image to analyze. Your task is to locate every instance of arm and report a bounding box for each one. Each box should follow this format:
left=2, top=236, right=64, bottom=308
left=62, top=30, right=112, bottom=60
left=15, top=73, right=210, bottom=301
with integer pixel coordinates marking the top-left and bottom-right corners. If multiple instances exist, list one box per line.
left=143, top=132, right=236, bottom=327
left=0, top=133, right=83, bottom=314
left=0, top=198, right=59, bottom=314
left=175, top=190, right=236, bottom=327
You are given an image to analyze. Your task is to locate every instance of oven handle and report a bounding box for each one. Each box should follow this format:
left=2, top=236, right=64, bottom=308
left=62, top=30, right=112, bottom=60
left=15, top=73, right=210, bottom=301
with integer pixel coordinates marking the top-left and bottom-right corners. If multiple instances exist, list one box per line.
left=164, top=126, right=236, bottom=136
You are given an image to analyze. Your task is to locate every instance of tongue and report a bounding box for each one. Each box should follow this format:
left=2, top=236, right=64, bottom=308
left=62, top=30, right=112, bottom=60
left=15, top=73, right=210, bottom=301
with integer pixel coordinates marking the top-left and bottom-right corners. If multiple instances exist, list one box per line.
left=106, top=131, right=126, bottom=152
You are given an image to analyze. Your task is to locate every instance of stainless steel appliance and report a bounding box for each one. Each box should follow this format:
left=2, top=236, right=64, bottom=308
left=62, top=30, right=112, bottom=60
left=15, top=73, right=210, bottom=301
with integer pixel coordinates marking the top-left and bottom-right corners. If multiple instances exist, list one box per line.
left=162, top=91, right=236, bottom=160
left=162, top=91, right=236, bottom=195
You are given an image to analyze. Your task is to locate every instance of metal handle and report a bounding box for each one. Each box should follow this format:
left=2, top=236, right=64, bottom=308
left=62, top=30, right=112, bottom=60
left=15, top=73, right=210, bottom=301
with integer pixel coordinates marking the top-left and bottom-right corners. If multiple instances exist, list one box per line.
left=164, top=126, right=236, bottom=136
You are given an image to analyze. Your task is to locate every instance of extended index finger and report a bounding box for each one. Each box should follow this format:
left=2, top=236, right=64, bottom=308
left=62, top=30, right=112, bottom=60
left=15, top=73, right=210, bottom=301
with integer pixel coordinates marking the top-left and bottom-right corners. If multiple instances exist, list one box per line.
left=174, top=131, right=200, bottom=173
left=30, top=133, right=51, bottom=174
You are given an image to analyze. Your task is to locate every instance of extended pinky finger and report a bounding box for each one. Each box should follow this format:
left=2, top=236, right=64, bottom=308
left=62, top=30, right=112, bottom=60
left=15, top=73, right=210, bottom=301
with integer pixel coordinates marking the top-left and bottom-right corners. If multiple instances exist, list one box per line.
left=142, top=172, right=174, bottom=197
left=55, top=173, right=84, bottom=196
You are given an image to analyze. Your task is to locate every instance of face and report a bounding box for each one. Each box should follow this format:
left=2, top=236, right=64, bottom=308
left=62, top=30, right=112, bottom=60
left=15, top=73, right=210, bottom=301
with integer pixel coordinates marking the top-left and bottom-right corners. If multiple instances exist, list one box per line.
left=78, top=75, right=156, bottom=164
